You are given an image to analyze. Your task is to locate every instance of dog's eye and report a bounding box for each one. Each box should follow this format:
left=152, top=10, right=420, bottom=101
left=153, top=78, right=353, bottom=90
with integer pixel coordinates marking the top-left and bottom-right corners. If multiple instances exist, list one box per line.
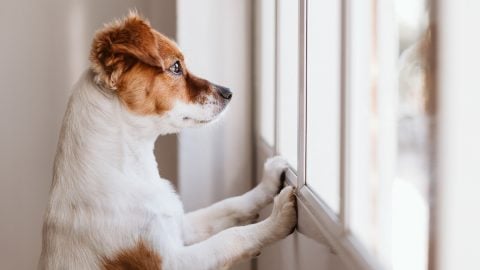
left=169, top=61, right=183, bottom=75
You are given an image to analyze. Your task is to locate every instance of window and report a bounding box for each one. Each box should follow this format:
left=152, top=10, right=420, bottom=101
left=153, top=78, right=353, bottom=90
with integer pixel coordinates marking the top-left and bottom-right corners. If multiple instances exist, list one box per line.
left=255, top=0, right=433, bottom=269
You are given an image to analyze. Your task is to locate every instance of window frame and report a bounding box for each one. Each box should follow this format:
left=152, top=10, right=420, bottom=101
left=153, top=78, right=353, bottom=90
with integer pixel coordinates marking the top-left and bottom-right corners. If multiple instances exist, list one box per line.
left=255, top=0, right=405, bottom=269
left=292, top=0, right=383, bottom=268
left=256, top=0, right=382, bottom=270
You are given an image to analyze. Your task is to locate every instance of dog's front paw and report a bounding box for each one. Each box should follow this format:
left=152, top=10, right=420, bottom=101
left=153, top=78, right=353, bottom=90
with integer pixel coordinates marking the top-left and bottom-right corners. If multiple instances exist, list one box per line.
left=261, top=156, right=289, bottom=196
left=267, top=186, right=297, bottom=239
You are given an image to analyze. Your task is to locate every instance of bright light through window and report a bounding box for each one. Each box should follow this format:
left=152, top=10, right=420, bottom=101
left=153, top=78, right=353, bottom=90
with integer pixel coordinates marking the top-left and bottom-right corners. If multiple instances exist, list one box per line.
left=306, top=0, right=342, bottom=213
left=348, top=0, right=432, bottom=269
left=392, top=0, right=431, bottom=269
left=257, top=0, right=276, bottom=146
left=277, top=0, right=299, bottom=169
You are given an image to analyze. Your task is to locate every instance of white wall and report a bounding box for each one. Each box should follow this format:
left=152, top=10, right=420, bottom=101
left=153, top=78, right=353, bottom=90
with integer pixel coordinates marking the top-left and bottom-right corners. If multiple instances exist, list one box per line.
left=177, top=0, right=254, bottom=213
left=0, top=1, right=176, bottom=269
left=436, top=0, right=480, bottom=269
left=176, top=1, right=254, bottom=269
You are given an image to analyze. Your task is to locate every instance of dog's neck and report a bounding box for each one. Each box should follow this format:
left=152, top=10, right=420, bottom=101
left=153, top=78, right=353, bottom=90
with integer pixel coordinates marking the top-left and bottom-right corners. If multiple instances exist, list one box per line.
left=53, top=70, right=163, bottom=186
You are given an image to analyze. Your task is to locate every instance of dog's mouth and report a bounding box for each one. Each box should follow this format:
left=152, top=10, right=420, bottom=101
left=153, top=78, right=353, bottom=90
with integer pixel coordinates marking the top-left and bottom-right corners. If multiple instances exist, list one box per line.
left=183, top=117, right=212, bottom=124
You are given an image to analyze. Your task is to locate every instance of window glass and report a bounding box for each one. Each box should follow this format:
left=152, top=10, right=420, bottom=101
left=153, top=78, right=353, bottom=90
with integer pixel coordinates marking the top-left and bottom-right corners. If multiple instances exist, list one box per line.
left=392, top=0, right=431, bottom=269
left=348, top=0, right=377, bottom=256
left=277, top=0, right=299, bottom=169
left=348, top=0, right=432, bottom=269
left=305, top=0, right=342, bottom=213
left=257, top=0, right=276, bottom=146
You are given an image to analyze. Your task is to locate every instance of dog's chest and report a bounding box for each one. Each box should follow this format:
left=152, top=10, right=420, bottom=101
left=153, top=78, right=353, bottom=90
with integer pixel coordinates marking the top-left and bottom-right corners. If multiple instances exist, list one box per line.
left=131, top=179, right=184, bottom=219
left=130, top=180, right=185, bottom=247
left=100, top=179, right=185, bottom=245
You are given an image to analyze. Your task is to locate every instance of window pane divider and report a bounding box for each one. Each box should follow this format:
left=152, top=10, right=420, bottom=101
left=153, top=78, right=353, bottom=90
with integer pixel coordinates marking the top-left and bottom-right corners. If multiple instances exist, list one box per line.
left=297, top=0, right=307, bottom=189
left=273, top=0, right=280, bottom=155
left=339, top=0, right=351, bottom=232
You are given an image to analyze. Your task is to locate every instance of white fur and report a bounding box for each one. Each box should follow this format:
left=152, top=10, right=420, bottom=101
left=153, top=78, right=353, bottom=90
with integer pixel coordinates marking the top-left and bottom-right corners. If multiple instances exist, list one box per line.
left=39, top=70, right=296, bottom=270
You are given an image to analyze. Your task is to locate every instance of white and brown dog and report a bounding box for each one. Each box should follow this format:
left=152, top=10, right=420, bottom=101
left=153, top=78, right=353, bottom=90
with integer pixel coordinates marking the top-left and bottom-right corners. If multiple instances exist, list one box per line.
left=39, top=12, right=297, bottom=270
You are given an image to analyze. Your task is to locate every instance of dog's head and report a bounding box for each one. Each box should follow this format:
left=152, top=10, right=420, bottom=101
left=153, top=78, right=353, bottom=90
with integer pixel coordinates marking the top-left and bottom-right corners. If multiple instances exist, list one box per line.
left=90, top=12, right=232, bottom=132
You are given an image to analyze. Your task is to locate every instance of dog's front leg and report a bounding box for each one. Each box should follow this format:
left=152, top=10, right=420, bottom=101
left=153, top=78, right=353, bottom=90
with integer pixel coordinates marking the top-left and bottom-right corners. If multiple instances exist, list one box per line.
left=182, top=157, right=289, bottom=245
left=169, top=186, right=297, bottom=270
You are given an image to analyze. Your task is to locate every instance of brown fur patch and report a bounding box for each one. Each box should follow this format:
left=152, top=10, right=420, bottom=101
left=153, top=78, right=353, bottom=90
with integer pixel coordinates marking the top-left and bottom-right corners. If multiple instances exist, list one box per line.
left=114, top=62, right=216, bottom=115
left=90, top=11, right=164, bottom=90
left=103, top=241, right=162, bottom=270
left=90, top=11, right=220, bottom=115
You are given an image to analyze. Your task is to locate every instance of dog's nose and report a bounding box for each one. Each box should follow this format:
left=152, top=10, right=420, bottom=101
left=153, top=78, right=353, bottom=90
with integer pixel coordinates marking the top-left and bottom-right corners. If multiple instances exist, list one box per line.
left=216, top=85, right=233, bottom=100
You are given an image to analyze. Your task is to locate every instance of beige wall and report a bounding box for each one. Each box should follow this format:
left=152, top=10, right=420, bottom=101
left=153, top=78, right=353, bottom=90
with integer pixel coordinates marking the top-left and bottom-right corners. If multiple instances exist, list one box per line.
left=0, top=1, right=176, bottom=269
left=177, top=0, right=254, bottom=213
left=436, top=0, right=480, bottom=269
left=176, top=0, right=254, bottom=269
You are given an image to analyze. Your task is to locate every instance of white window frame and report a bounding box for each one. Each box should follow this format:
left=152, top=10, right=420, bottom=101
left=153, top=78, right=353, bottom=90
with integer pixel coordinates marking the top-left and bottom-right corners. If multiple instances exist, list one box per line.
left=256, top=0, right=380, bottom=268
left=255, top=0, right=418, bottom=269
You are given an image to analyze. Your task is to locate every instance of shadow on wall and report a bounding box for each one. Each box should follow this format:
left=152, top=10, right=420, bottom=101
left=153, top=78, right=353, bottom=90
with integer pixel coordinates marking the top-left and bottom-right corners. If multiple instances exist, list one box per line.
left=0, top=1, right=176, bottom=269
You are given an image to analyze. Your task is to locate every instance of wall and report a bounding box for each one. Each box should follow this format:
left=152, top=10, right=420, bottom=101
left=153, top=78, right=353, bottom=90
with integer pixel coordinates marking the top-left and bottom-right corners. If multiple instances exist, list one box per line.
left=0, top=1, right=176, bottom=269
left=176, top=0, right=254, bottom=269
left=176, top=0, right=254, bottom=216
left=436, top=0, right=480, bottom=269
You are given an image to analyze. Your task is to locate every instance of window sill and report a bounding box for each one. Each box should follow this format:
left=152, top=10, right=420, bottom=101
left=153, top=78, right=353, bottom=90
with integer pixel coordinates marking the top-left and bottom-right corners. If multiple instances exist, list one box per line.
left=257, top=137, right=384, bottom=270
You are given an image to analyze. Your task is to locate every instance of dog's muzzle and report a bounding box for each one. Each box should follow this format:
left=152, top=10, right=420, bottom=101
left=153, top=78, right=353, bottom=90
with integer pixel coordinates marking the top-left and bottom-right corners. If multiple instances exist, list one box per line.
left=215, top=85, right=233, bottom=101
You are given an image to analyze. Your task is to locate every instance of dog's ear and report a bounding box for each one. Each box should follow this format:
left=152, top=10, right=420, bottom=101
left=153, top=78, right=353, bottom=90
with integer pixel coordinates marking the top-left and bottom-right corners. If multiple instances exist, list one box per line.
left=90, top=11, right=164, bottom=89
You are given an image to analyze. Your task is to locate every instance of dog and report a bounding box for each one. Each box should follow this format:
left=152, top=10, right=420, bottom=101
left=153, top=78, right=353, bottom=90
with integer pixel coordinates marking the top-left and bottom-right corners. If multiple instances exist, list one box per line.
left=39, top=12, right=297, bottom=270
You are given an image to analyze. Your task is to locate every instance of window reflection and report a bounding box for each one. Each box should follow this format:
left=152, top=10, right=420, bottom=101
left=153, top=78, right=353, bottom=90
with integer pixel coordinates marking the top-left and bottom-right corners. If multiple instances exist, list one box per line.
left=393, top=0, right=432, bottom=269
